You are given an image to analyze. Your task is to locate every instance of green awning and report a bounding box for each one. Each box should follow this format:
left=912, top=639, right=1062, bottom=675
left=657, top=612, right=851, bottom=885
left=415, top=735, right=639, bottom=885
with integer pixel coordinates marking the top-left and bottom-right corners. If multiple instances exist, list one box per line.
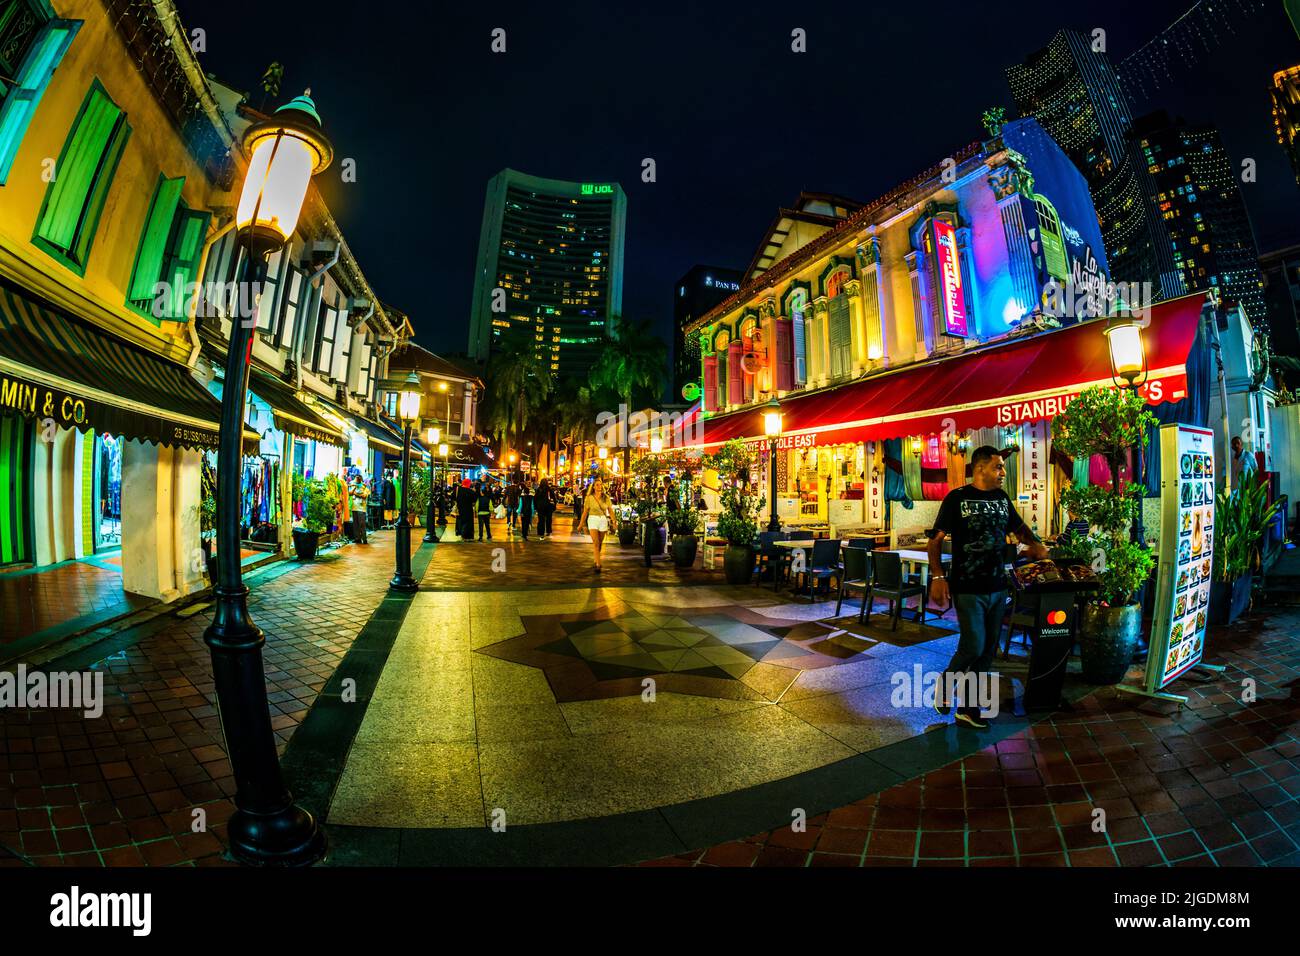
left=0, top=275, right=245, bottom=451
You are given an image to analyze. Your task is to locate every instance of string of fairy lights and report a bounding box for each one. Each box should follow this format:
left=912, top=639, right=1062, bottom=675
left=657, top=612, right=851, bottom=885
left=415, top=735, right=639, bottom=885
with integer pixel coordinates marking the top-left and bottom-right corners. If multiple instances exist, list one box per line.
left=1119, top=0, right=1269, bottom=103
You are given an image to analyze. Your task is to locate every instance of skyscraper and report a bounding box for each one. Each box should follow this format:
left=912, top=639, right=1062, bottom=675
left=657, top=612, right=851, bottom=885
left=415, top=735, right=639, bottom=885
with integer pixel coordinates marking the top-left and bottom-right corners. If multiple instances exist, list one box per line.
left=1129, top=111, right=1267, bottom=328
left=1007, top=29, right=1182, bottom=301
left=468, top=169, right=626, bottom=380
left=1272, top=65, right=1300, bottom=187
left=672, top=265, right=742, bottom=401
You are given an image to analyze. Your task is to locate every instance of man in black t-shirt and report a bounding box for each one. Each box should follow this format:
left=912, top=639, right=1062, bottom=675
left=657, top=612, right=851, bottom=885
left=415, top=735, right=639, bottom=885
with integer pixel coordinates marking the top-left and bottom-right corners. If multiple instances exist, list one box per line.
left=928, top=445, right=1047, bottom=728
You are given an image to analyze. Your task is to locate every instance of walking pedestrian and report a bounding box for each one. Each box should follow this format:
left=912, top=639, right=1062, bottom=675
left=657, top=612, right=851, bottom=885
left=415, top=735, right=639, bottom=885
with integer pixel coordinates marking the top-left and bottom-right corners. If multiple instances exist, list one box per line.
left=476, top=481, right=494, bottom=540
left=454, top=478, right=475, bottom=541
left=929, top=445, right=1047, bottom=728
left=348, top=471, right=370, bottom=544
left=519, top=477, right=535, bottom=540
left=505, top=478, right=521, bottom=534
left=535, top=477, right=555, bottom=539
left=579, top=476, right=616, bottom=573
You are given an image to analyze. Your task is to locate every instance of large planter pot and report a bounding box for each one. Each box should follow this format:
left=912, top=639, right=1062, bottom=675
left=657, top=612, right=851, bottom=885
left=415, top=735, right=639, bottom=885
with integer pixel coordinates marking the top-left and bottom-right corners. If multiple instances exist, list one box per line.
left=642, top=521, right=667, bottom=566
left=1078, top=602, right=1143, bottom=685
left=722, top=544, right=756, bottom=584
left=292, top=528, right=321, bottom=561
left=670, top=534, right=699, bottom=569
left=1208, top=573, right=1252, bottom=626
left=617, top=524, right=637, bottom=547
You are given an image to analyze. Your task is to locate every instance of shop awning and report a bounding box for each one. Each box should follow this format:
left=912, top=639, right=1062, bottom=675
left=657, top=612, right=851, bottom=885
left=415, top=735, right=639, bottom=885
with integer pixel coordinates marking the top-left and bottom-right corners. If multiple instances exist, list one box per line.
left=690, top=294, right=1207, bottom=451
left=0, top=276, right=248, bottom=451
left=246, top=368, right=346, bottom=447
left=348, top=412, right=406, bottom=453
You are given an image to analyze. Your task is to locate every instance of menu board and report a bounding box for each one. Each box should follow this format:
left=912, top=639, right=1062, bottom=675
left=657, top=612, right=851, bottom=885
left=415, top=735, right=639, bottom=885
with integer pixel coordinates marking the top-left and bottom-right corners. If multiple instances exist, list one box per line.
left=1144, top=424, right=1216, bottom=691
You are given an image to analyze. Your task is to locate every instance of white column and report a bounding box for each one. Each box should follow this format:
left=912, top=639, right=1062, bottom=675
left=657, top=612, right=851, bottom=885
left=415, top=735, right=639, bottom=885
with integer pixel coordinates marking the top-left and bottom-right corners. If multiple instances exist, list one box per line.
left=171, top=446, right=204, bottom=596
left=122, top=439, right=182, bottom=601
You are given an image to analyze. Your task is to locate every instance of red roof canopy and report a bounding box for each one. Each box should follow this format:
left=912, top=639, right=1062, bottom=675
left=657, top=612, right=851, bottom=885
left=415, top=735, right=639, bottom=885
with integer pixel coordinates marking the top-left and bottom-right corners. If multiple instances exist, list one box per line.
left=684, top=294, right=1205, bottom=451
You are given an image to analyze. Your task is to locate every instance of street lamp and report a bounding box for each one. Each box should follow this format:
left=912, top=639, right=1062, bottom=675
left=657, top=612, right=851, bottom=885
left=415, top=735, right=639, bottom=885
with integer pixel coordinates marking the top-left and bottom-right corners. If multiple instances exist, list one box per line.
left=649, top=435, right=663, bottom=455
left=1105, top=317, right=1148, bottom=389
left=763, top=398, right=783, bottom=532
left=205, top=91, right=332, bottom=867
left=391, top=372, right=422, bottom=591
left=423, top=426, right=441, bottom=542
left=1105, top=318, right=1150, bottom=546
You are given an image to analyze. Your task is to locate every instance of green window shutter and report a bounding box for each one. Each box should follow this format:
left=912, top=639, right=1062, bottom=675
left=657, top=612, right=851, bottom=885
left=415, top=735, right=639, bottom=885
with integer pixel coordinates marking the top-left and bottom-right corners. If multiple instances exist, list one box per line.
left=34, top=81, right=130, bottom=271
left=160, top=207, right=209, bottom=320
left=0, top=18, right=81, bottom=183
left=128, top=175, right=183, bottom=308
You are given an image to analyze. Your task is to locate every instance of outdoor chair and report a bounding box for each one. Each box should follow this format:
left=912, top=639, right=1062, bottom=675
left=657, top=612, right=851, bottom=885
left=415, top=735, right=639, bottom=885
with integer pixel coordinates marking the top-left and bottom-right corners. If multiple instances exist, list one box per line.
left=869, top=550, right=926, bottom=630
left=1001, top=589, right=1040, bottom=657
left=835, top=546, right=872, bottom=621
left=754, top=531, right=783, bottom=586
left=797, top=538, right=842, bottom=602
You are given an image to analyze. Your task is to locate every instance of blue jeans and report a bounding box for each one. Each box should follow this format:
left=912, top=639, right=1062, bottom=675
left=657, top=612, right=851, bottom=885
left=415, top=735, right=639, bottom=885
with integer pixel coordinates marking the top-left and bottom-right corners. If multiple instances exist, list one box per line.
left=945, top=590, right=1008, bottom=702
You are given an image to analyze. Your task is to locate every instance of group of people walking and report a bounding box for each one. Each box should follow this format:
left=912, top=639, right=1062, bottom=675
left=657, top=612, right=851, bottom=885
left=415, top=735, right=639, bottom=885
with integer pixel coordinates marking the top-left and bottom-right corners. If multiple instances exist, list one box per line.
left=444, top=476, right=560, bottom=542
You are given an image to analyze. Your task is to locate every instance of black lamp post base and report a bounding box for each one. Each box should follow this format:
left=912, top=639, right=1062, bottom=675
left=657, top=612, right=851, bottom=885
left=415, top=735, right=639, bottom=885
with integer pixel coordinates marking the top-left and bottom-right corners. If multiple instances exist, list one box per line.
left=422, top=529, right=438, bottom=543
left=389, top=573, right=419, bottom=592
left=767, top=519, right=781, bottom=533
left=227, top=800, right=325, bottom=867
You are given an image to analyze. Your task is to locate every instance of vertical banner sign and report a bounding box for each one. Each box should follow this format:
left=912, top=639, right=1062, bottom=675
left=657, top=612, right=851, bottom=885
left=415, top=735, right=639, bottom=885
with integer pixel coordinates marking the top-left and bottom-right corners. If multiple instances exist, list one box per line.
left=1145, top=424, right=1216, bottom=691
left=1022, top=420, right=1050, bottom=535
left=867, top=440, right=883, bottom=525
left=933, top=219, right=968, bottom=337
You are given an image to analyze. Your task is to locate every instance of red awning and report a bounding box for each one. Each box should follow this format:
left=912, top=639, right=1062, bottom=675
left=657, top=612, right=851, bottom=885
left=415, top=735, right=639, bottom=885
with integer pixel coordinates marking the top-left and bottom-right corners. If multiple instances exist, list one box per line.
left=690, top=294, right=1205, bottom=451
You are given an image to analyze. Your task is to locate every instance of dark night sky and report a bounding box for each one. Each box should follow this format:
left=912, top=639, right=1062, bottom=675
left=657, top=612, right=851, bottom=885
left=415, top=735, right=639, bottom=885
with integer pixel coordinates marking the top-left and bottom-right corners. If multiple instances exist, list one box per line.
left=190, top=1, right=1300, bottom=357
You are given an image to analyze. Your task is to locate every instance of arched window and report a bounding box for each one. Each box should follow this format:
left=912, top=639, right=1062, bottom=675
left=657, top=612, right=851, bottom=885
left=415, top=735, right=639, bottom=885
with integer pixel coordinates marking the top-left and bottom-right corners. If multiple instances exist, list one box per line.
left=714, top=328, right=731, bottom=406
left=823, top=265, right=853, bottom=379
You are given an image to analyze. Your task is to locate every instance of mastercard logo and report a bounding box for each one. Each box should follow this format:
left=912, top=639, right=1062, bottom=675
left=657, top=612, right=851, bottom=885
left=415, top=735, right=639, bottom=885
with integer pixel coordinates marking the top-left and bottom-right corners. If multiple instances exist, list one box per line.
left=1047, top=610, right=1068, bottom=625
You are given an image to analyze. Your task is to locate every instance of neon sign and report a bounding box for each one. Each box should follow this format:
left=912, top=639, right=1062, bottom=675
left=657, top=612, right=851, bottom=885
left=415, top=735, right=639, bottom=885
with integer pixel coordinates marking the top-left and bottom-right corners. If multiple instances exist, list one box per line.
left=580, top=183, right=614, bottom=195
left=933, top=219, right=967, bottom=337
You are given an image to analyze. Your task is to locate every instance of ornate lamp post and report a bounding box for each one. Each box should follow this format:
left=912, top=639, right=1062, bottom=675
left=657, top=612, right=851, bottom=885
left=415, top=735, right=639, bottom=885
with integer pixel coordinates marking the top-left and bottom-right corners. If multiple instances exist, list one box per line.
left=1105, top=317, right=1150, bottom=545
left=763, top=398, right=783, bottom=532
left=205, top=91, right=332, bottom=866
left=423, top=426, right=441, bottom=542
left=390, top=372, right=422, bottom=591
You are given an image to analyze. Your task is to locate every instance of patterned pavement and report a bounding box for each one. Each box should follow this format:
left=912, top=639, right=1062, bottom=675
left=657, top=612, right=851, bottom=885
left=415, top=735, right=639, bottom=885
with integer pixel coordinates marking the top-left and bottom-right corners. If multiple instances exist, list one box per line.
left=3, top=510, right=1297, bottom=866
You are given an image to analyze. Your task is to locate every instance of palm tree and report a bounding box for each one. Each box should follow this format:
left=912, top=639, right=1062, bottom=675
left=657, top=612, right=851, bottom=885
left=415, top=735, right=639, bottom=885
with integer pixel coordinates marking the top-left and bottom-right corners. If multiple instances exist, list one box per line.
left=590, top=316, right=668, bottom=472
left=482, top=328, right=552, bottom=468
left=550, top=379, right=604, bottom=476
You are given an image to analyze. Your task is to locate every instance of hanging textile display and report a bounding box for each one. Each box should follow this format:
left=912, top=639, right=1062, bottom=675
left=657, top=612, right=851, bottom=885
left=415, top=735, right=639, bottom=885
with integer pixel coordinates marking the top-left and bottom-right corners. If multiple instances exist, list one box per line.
left=946, top=441, right=967, bottom=492
left=902, top=439, right=924, bottom=502
left=920, top=435, right=948, bottom=501
left=882, top=438, right=913, bottom=509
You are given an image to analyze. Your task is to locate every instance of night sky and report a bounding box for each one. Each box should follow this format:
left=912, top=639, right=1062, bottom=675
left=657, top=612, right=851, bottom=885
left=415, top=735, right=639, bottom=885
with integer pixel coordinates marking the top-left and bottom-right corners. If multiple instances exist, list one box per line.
left=191, top=0, right=1300, bottom=357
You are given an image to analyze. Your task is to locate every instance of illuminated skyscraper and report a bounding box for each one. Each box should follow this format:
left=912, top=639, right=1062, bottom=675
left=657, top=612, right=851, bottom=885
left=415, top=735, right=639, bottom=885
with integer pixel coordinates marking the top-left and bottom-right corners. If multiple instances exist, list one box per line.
left=468, top=169, right=626, bottom=380
left=1007, top=29, right=1182, bottom=300
left=1129, top=111, right=1267, bottom=327
left=1272, top=65, right=1300, bottom=187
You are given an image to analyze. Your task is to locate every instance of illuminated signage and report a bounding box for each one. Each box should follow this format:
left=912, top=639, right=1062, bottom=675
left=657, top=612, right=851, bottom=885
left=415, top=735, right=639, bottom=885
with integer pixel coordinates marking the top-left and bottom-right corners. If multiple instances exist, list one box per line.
left=1142, top=424, right=1216, bottom=692
left=933, top=220, right=967, bottom=337
left=704, top=275, right=740, bottom=291
left=580, top=183, right=614, bottom=195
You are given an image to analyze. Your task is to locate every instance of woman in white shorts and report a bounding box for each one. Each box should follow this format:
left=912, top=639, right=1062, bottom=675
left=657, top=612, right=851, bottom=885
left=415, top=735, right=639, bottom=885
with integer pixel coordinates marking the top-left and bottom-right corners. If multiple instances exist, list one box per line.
left=579, top=477, right=616, bottom=573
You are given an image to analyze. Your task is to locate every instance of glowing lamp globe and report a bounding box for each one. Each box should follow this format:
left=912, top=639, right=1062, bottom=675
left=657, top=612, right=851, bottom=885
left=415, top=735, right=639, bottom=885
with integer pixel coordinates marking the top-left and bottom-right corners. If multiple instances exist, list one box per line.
left=763, top=398, right=782, bottom=439
left=397, top=372, right=422, bottom=424
left=1105, top=319, right=1146, bottom=388
left=649, top=436, right=663, bottom=454
left=428, top=426, right=441, bottom=446
left=236, top=91, right=333, bottom=251
left=438, top=443, right=448, bottom=457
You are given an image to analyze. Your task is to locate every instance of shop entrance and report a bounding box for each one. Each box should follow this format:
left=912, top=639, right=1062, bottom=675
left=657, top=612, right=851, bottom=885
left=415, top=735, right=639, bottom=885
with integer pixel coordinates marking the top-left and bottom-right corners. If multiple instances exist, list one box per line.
left=0, top=415, right=35, bottom=567
left=93, top=432, right=123, bottom=553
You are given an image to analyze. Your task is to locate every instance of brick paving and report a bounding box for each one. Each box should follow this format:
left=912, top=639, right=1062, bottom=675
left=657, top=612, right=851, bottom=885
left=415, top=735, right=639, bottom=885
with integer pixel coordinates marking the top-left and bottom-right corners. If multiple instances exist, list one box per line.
left=642, top=605, right=1300, bottom=868
left=0, top=532, right=421, bottom=867
left=0, top=559, right=152, bottom=648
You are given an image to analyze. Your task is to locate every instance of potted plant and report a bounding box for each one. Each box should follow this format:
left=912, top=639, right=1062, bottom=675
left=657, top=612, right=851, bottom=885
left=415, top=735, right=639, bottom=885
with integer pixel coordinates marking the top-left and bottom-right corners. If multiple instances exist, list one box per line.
left=668, top=506, right=701, bottom=568
left=1209, top=470, right=1279, bottom=624
left=199, top=471, right=217, bottom=582
left=1051, top=386, right=1156, bottom=684
left=616, top=503, right=637, bottom=547
left=704, top=439, right=764, bottom=584
left=407, top=466, right=431, bottom=528
left=292, top=478, right=337, bottom=561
